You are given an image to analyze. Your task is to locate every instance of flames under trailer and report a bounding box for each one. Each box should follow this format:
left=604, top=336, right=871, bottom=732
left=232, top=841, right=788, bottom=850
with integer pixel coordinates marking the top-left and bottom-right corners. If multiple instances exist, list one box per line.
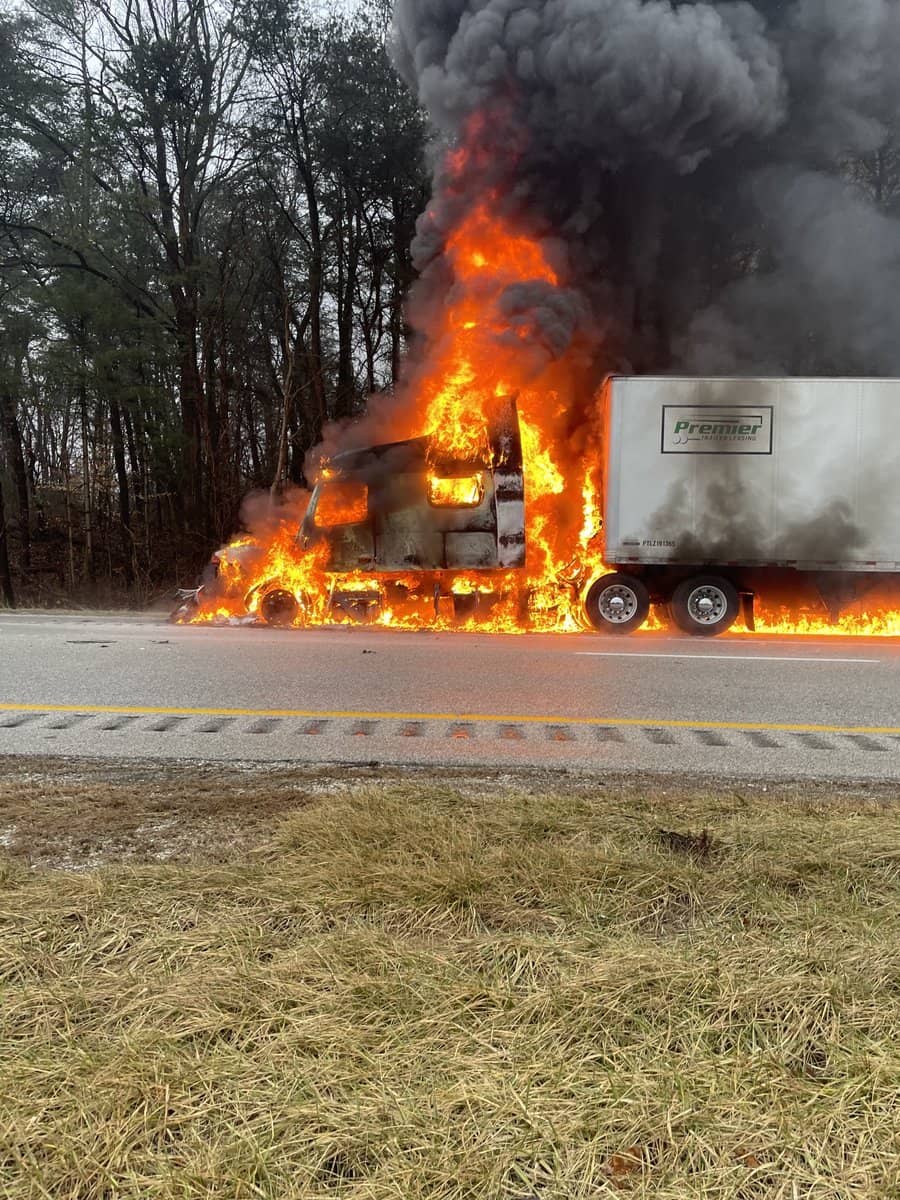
left=586, top=375, right=900, bottom=635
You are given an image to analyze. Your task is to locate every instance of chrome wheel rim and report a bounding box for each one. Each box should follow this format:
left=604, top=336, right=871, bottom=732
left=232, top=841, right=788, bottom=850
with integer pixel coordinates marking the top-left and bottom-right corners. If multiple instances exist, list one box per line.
left=597, top=583, right=639, bottom=624
left=686, top=585, right=728, bottom=625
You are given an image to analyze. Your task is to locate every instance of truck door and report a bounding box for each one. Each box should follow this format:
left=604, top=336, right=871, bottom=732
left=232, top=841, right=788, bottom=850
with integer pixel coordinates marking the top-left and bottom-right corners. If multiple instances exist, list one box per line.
left=308, top=478, right=375, bottom=570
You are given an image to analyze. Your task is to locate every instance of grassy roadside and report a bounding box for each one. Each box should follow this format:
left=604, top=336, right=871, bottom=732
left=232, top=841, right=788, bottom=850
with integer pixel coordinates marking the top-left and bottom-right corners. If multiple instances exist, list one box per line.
left=1, top=762, right=899, bottom=1198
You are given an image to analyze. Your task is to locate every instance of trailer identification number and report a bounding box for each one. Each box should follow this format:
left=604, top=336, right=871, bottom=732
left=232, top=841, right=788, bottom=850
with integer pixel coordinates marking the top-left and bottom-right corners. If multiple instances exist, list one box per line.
left=661, top=405, right=773, bottom=455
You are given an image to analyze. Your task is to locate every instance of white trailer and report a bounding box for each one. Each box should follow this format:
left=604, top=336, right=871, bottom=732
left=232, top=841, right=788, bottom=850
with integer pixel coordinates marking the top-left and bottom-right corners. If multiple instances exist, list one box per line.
left=583, top=376, right=900, bottom=635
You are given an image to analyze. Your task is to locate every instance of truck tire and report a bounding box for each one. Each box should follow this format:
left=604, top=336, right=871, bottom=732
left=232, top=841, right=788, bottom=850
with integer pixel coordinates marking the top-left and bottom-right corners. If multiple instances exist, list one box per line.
left=583, top=573, right=650, bottom=634
left=258, top=587, right=299, bottom=626
left=669, top=575, right=740, bottom=636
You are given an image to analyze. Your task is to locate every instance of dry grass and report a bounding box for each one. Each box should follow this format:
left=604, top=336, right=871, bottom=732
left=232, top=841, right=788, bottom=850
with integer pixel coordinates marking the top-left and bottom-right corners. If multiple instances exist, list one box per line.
left=1, top=769, right=899, bottom=1197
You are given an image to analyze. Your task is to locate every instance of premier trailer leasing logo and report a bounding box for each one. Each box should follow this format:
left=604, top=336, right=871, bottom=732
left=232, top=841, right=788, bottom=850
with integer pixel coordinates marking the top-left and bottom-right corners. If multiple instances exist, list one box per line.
left=661, top=405, right=774, bottom=455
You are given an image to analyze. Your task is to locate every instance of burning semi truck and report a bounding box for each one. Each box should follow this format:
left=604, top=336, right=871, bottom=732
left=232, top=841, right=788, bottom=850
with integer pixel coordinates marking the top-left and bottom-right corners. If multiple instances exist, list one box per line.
left=178, top=375, right=900, bottom=637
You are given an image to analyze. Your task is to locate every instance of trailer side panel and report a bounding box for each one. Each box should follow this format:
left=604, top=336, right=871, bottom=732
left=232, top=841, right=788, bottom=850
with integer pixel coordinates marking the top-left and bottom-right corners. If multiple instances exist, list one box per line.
left=603, top=377, right=900, bottom=571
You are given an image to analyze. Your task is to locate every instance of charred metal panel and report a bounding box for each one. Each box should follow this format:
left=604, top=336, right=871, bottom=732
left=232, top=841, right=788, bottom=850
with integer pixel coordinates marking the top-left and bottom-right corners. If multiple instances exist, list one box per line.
left=374, top=470, right=443, bottom=568
left=489, top=396, right=527, bottom=569
left=324, top=521, right=375, bottom=570
left=494, top=481, right=526, bottom=568
left=445, top=532, right=499, bottom=567
left=333, top=437, right=430, bottom=478
left=300, top=397, right=527, bottom=574
left=376, top=501, right=446, bottom=569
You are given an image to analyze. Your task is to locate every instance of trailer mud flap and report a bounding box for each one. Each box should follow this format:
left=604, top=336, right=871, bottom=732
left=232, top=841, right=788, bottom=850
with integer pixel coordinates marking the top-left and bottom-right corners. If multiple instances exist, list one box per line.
left=741, top=591, right=756, bottom=633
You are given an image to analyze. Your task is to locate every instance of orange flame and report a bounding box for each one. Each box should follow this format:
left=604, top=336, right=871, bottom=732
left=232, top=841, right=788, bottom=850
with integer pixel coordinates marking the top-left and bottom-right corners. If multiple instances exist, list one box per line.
left=314, top=480, right=369, bottom=528
left=428, top=474, right=485, bottom=507
left=180, top=139, right=900, bottom=639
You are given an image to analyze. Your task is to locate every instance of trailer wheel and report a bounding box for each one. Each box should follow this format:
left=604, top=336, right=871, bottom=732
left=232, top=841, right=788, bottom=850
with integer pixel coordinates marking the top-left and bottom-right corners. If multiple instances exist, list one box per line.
left=583, top=573, right=650, bottom=634
left=669, top=575, right=740, bottom=636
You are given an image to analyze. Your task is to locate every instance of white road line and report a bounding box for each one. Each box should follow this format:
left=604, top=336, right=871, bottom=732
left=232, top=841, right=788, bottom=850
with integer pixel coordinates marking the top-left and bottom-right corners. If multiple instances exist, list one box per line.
left=576, top=652, right=879, bottom=664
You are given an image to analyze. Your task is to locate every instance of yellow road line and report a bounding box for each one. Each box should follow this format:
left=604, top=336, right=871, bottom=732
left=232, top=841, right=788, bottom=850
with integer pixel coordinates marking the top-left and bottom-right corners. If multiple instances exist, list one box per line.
left=0, top=701, right=897, bottom=737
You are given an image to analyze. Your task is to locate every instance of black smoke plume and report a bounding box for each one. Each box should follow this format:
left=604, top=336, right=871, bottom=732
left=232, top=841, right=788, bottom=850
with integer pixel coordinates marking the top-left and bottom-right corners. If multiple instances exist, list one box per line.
left=390, top=0, right=900, bottom=384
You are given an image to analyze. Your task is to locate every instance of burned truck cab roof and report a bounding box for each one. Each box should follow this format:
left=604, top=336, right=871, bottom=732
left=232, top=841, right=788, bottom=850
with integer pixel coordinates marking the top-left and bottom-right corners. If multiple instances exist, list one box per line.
left=325, top=435, right=434, bottom=478
left=299, top=400, right=525, bottom=574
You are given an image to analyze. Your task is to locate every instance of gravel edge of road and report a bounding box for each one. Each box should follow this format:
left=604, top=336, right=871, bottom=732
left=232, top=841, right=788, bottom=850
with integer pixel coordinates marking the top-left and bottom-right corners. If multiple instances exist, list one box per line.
left=1, top=753, right=896, bottom=871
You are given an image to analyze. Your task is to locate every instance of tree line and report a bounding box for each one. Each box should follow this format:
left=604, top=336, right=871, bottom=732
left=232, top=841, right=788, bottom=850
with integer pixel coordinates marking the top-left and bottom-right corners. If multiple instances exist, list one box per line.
left=0, top=0, right=426, bottom=607
left=3, top=0, right=899, bottom=611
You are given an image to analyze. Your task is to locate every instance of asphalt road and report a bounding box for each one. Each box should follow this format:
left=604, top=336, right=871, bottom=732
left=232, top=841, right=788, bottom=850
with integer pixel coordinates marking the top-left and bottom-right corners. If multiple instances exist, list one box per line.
left=2, top=612, right=900, bottom=780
